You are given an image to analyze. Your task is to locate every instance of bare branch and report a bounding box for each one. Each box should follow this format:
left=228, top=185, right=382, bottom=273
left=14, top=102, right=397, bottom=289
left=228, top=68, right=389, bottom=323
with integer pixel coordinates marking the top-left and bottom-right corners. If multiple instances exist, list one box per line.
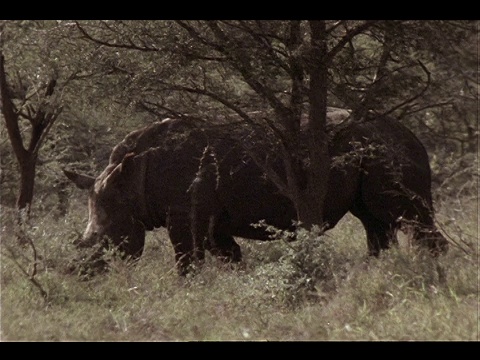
left=382, top=60, right=431, bottom=118
left=75, top=21, right=159, bottom=52
left=2, top=234, right=49, bottom=301
left=204, top=21, right=290, bottom=120
left=354, top=26, right=393, bottom=118
left=327, top=20, right=378, bottom=62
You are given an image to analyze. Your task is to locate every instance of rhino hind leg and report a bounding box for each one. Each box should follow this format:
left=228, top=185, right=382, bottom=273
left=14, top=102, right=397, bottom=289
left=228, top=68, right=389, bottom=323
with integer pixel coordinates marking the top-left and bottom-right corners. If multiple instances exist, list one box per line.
left=376, top=191, right=449, bottom=255
left=413, top=227, right=449, bottom=256
left=349, top=194, right=397, bottom=256
left=352, top=191, right=448, bottom=257
left=355, top=210, right=396, bottom=256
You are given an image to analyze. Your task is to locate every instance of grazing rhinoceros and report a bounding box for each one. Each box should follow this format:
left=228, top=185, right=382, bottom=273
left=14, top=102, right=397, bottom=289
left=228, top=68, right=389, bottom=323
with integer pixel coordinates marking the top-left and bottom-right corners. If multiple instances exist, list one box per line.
left=64, top=110, right=448, bottom=275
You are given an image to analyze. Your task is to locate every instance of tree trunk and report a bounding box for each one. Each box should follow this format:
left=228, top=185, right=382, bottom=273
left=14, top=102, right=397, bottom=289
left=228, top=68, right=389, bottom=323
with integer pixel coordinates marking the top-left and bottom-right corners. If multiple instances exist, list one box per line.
left=17, top=156, right=37, bottom=219
left=295, top=20, right=330, bottom=230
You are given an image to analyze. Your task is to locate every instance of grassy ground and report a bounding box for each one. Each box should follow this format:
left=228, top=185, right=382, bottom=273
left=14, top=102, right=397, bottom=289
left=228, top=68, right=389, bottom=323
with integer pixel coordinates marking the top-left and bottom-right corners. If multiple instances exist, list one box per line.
left=0, top=194, right=478, bottom=341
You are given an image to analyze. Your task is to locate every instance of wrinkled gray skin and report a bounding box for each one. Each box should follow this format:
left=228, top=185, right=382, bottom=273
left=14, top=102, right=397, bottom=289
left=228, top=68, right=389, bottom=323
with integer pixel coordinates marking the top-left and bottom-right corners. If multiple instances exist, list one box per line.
left=65, top=111, right=448, bottom=276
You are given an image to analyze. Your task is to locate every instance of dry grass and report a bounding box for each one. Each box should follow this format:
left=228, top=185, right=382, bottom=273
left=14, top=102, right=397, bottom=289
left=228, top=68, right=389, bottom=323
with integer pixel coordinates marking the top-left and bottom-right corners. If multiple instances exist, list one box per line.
left=0, top=195, right=478, bottom=341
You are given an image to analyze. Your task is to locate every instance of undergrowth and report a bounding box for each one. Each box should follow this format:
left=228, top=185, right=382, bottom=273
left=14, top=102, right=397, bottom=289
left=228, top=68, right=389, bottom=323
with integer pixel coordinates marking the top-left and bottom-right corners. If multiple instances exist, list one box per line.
left=0, top=193, right=478, bottom=341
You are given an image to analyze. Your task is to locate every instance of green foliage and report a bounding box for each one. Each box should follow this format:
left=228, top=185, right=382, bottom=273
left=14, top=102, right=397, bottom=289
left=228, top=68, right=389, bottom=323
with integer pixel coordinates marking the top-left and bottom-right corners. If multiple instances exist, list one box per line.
left=248, top=224, right=348, bottom=308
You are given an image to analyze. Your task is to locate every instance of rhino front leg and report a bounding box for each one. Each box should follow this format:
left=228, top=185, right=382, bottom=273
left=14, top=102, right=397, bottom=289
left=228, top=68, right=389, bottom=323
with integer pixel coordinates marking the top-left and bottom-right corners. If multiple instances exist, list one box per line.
left=166, top=211, right=206, bottom=276
left=207, top=233, right=242, bottom=263
left=203, top=210, right=242, bottom=262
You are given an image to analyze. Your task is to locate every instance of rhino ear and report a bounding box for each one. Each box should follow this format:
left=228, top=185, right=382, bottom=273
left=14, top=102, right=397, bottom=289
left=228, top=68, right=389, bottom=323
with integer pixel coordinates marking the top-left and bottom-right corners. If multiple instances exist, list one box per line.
left=102, top=153, right=137, bottom=188
left=63, top=169, right=95, bottom=190
left=120, top=152, right=136, bottom=176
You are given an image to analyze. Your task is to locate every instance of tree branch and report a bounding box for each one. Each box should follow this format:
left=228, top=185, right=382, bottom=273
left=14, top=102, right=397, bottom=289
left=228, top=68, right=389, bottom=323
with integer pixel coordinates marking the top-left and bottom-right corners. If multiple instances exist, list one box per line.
left=204, top=21, right=291, bottom=121
left=75, top=21, right=159, bottom=52
left=327, top=20, right=378, bottom=62
left=382, top=60, right=432, bottom=118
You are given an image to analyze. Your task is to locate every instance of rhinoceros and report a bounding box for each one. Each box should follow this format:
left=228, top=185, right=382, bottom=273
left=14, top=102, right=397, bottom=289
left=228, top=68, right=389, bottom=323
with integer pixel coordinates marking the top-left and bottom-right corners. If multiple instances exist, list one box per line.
left=64, top=110, right=448, bottom=275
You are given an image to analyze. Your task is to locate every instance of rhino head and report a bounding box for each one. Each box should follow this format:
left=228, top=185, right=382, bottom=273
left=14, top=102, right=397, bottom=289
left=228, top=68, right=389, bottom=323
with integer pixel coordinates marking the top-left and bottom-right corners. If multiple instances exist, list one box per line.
left=64, top=153, right=147, bottom=273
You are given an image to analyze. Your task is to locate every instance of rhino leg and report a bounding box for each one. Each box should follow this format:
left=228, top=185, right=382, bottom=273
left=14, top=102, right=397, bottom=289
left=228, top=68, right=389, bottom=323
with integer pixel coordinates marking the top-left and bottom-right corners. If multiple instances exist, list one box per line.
left=207, top=233, right=242, bottom=263
left=166, top=212, right=206, bottom=276
left=401, top=200, right=449, bottom=255
left=362, top=217, right=396, bottom=257
left=411, top=219, right=449, bottom=256
left=351, top=201, right=396, bottom=256
left=204, top=209, right=242, bottom=262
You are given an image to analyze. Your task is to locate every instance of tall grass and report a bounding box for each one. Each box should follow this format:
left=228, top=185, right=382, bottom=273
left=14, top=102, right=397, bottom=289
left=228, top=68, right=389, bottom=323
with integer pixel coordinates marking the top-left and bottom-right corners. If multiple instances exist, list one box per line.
left=0, top=193, right=478, bottom=341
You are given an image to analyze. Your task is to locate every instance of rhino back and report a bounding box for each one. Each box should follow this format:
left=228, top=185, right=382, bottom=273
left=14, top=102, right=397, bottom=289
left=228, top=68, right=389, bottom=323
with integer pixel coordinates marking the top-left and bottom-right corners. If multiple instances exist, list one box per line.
left=109, top=119, right=188, bottom=165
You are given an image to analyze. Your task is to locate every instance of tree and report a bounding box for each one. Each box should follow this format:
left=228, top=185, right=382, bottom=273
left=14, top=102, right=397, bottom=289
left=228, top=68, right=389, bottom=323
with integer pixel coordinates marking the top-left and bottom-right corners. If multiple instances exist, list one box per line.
left=330, top=21, right=478, bottom=155
left=65, top=20, right=477, bottom=229
left=173, top=20, right=336, bottom=227
left=0, top=26, right=63, bottom=223
left=334, top=20, right=479, bottom=192
left=73, top=20, right=383, bottom=230
left=0, top=20, right=112, bottom=224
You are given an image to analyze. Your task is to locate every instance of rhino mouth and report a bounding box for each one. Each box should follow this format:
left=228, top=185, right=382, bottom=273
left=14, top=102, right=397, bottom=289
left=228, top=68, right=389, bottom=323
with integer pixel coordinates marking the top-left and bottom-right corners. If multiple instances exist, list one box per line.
left=69, top=234, right=141, bottom=279
left=68, top=240, right=109, bottom=279
left=69, top=254, right=109, bottom=279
